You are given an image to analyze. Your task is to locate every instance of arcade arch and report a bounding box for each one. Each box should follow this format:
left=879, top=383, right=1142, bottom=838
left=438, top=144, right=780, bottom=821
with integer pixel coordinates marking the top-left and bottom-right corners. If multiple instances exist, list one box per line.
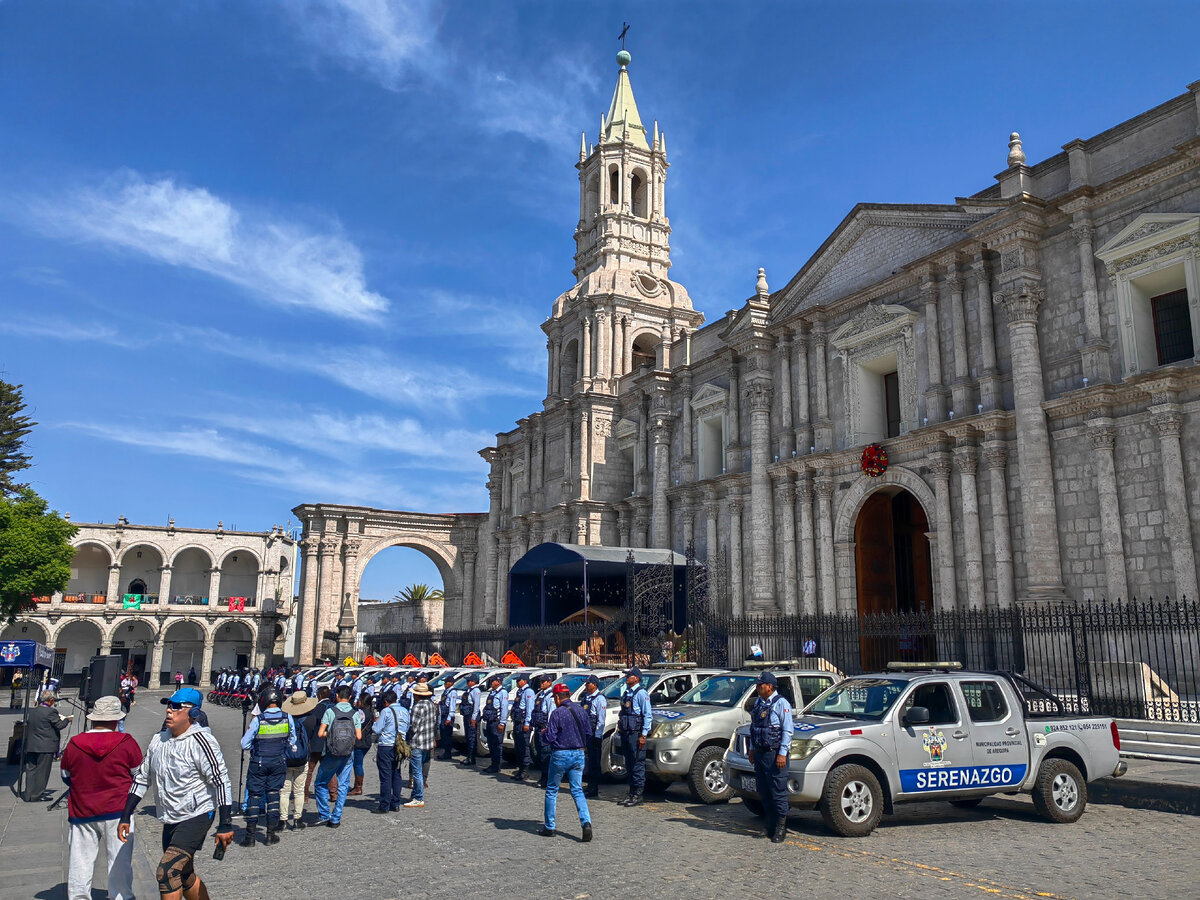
left=212, top=620, right=255, bottom=671
left=119, top=543, right=164, bottom=598
left=54, top=620, right=104, bottom=675
left=67, top=543, right=111, bottom=597
left=219, top=549, right=260, bottom=605
left=171, top=546, right=213, bottom=603
left=163, top=620, right=207, bottom=679
left=108, top=618, right=157, bottom=683
left=631, top=331, right=657, bottom=370
left=1, top=620, right=47, bottom=643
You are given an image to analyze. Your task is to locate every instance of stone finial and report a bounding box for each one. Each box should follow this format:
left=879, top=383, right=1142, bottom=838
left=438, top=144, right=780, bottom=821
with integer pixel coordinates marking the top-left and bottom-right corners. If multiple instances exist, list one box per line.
left=217, top=520, right=224, bottom=531
left=1007, top=132, right=1026, bottom=167
left=63, top=512, right=70, bottom=521
left=756, top=267, right=770, bottom=299
left=579, top=131, right=586, bottom=162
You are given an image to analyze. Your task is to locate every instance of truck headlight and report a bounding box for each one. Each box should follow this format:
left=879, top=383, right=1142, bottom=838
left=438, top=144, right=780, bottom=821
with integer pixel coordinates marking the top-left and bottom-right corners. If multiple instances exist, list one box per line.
left=649, top=720, right=692, bottom=739
left=788, top=738, right=822, bottom=760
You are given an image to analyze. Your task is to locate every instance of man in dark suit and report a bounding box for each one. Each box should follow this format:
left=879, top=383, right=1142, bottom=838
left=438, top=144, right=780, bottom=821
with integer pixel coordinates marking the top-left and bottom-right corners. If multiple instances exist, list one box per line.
left=22, top=691, right=72, bottom=801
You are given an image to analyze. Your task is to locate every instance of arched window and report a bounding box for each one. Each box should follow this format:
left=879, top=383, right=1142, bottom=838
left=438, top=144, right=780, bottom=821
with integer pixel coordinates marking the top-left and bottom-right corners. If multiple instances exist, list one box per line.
left=561, top=338, right=580, bottom=389
left=630, top=171, right=647, bottom=218
left=609, top=168, right=620, bottom=206
left=585, top=173, right=600, bottom=219
left=631, top=332, right=657, bottom=370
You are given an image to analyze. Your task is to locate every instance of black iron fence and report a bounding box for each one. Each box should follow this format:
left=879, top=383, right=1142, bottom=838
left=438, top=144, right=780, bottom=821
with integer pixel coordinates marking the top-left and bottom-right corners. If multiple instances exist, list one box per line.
left=363, top=598, right=1198, bottom=724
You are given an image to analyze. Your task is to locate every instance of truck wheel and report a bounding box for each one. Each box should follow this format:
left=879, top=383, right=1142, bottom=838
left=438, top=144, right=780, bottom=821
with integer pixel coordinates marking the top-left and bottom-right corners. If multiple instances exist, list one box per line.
left=819, top=763, right=883, bottom=837
left=686, top=745, right=732, bottom=804
left=949, top=798, right=984, bottom=809
left=1032, top=758, right=1087, bottom=824
left=742, top=797, right=765, bottom=817
left=602, top=734, right=626, bottom=779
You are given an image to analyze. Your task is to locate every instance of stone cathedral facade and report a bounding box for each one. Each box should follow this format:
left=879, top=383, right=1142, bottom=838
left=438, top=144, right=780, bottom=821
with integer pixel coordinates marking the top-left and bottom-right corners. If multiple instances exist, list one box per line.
left=293, top=54, right=1200, bottom=661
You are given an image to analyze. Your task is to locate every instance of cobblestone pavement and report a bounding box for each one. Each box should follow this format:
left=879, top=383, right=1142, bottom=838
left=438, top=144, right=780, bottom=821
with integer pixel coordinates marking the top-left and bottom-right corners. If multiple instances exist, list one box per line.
left=3, top=693, right=1197, bottom=900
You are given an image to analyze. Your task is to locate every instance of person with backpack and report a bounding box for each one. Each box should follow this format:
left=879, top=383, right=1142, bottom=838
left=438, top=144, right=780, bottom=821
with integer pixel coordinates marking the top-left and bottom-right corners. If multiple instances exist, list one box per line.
left=313, top=685, right=363, bottom=827
left=347, top=693, right=376, bottom=796
left=279, top=690, right=316, bottom=830
left=238, top=687, right=293, bottom=846
left=303, top=686, right=333, bottom=812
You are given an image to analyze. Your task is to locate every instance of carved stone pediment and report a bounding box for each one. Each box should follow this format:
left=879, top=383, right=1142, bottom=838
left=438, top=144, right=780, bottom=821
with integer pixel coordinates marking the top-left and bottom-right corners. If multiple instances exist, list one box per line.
left=830, top=303, right=917, bottom=351
left=614, top=417, right=639, bottom=451
left=1095, top=214, right=1200, bottom=271
left=690, top=383, right=728, bottom=417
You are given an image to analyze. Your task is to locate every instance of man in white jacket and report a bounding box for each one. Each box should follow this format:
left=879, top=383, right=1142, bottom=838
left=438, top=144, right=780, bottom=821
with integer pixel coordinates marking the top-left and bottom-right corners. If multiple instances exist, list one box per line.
left=118, top=688, right=234, bottom=900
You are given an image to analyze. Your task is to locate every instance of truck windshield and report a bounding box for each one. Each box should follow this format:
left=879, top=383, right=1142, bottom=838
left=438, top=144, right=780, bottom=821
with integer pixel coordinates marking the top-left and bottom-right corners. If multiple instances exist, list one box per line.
left=806, top=678, right=908, bottom=720
left=677, top=675, right=758, bottom=707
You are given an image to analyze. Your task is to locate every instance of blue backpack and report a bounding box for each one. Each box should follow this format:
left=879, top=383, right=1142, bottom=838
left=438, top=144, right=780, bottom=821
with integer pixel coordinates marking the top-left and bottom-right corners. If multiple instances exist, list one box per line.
left=285, top=713, right=308, bottom=764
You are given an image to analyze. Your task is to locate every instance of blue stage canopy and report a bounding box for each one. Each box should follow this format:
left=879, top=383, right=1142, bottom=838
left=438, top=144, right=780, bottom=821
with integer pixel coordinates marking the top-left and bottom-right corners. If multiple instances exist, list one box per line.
left=0, top=639, right=54, bottom=669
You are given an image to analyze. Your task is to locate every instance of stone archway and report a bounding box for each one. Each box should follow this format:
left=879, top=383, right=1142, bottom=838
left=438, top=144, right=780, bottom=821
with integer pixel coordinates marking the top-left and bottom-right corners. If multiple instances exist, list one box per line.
left=291, top=503, right=485, bottom=665
left=1, top=620, right=48, bottom=643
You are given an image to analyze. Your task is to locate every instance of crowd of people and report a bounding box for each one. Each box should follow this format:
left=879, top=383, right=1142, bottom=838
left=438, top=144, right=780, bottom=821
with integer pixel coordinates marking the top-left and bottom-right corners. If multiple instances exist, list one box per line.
left=40, top=659, right=803, bottom=899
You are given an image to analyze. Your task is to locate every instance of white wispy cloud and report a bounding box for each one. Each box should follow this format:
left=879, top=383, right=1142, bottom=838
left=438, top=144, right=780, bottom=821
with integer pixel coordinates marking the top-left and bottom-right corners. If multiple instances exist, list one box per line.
left=26, top=171, right=389, bottom=322
left=0, top=315, right=133, bottom=346
left=279, top=1, right=599, bottom=151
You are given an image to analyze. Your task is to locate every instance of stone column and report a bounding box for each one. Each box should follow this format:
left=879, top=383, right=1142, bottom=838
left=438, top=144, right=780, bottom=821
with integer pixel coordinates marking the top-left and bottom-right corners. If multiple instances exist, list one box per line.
left=1087, top=419, right=1129, bottom=603
left=610, top=309, right=620, bottom=383
left=650, top=421, right=671, bottom=547
left=633, top=503, right=650, bottom=549
left=797, top=470, right=817, bottom=614
left=776, top=477, right=798, bottom=615
left=578, top=407, right=591, bottom=500
left=482, top=473, right=501, bottom=625
left=494, top=535, right=509, bottom=625
left=1072, top=219, right=1111, bottom=383
left=814, top=474, right=836, bottom=614
left=954, top=442, right=985, bottom=609
left=995, top=282, right=1066, bottom=600
left=158, top=566, right=172, bottom=606
left=635, top=406, right=649, bottom=495
left=200, top=631, right=215, bottom=687
left=106, top=564, right=121, bottom=605
left=812, top=326, right=832, bottom=450
left=547, top=339, right=556, bottom=399
left=148, top=630, right=165, bottom=688
left=622, top=317, right=632, bottom=375
left=928, top=451, right=957, bottom=610
left=459, top=548, right=478, bottom=629
left=339, top=538, right=361, bottom=633
left=297, top=535, right=320, bottom=665
left=777, top=334, right=794, bottom=457
left=922, top=276, right=946, bottom=422
left=703, top=488, right=719, bottom=562
left=596, top=308, right=610, bottom=381
left=316, top=538, right=340, bottom=643
left=681, top=500, right=696, bottom=555
left=680, top=372, right=694, bottom=482
left=725, top=354, right=741, bottom=473
left=208, top=568, right=221, bottom=608
left=793, top=328, right=812, bottom=453
left=1150, top=403, right=1199, bottom=602
left=745, top=382, right=776, bottom=609
left=617, top=506, right=631, bottom=547
left=982, top=443, right=1015, bottom=609
left=727, top=491, right=744, bottom=617
left=973, top=256, right=1001, bottom=412
left=947, top=264, right=973, bottom=415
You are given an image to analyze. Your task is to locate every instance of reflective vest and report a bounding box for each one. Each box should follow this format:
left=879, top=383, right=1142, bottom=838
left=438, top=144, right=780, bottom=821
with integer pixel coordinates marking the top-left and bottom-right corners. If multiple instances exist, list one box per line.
left=252, top=708, right=291, bottom=760
left=750, top=694, right=783, bottom=751
left=619, top=686, right=647, bottom=734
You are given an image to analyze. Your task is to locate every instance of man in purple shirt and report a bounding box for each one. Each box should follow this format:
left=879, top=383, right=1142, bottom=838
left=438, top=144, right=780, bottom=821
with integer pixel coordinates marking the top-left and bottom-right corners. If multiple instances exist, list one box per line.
left=537, top=684, right=593, bottom=841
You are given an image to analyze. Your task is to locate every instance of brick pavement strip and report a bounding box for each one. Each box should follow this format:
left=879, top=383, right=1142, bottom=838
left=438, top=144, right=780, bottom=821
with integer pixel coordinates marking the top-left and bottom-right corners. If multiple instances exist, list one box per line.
left=1, top=693, right=1198, bottom=900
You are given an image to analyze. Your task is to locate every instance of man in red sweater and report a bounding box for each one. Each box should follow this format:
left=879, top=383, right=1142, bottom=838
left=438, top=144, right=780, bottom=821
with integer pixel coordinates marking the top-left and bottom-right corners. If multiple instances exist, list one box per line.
left=60, top=695, right=143, bottom=900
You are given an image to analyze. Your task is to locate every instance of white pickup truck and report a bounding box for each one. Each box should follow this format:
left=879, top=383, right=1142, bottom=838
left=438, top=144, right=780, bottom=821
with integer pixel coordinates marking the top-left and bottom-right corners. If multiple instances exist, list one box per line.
left=724, top=664, right=1127, bottom=836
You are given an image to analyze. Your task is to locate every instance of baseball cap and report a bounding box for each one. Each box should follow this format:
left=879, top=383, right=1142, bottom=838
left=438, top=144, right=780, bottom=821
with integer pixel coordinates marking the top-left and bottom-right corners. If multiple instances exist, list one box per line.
left=584, top=675, right=601, bottom=687
left=161, top=687, right=204, bottom=708
left=625, top=666, right=644, bottom=680
left=756, top=671, right=778, bottom=686
left=551, top=683, right=570, bottom=695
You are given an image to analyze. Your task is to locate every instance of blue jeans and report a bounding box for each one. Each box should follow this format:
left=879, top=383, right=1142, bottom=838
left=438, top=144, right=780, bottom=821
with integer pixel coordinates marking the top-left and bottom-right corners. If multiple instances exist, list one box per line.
left=410, top=748, right=430, bottom=801
left=544, top=748, right=589, bottom=831
left=375, top=745, right=404, bottom=810
left=314, top=755, right=353, bottom=823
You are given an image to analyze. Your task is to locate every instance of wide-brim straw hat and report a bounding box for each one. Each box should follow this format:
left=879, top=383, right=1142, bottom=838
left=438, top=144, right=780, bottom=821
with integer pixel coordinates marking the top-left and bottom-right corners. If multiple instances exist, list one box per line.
left=282, top=690, right=318, bottom=715
left=412, top=685, right=434, bottom=698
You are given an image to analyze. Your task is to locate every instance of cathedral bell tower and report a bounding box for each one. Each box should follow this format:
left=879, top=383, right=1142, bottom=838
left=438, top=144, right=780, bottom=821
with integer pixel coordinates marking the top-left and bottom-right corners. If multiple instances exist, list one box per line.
left=543, top=48, right=701, bottom=403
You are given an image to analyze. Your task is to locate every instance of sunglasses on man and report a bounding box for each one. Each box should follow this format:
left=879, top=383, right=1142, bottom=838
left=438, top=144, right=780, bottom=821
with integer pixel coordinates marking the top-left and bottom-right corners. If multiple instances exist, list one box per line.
left=166, top=701, right=196, bottom=711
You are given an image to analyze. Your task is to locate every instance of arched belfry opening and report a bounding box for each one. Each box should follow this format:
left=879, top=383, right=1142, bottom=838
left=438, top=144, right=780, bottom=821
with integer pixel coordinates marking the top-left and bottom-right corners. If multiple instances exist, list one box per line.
left=854, top=488, right=933, bottom=617
left=609, top=167, right=620, bottom=206
left=630, top=171, right=647, bottom=218
left=631, top=332, right=656, bottom=371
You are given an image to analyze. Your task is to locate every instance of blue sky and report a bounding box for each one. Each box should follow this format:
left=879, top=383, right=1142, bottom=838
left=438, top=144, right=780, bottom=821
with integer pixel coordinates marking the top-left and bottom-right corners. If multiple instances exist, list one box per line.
left=1, top=1, right=1197, bottom=598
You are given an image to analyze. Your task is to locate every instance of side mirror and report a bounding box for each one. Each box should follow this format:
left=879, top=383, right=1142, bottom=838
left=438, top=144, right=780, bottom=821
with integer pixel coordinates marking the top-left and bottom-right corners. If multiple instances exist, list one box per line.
left=905, top=706, right=930, bottom=726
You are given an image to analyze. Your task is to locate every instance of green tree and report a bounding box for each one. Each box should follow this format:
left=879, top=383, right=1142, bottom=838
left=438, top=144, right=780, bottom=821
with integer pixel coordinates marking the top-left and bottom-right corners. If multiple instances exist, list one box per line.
left=0, top=381, right=36, bottom=497
left=0, top=487, right=78, bottom=621
left=393, top=583, right=444, bottom=603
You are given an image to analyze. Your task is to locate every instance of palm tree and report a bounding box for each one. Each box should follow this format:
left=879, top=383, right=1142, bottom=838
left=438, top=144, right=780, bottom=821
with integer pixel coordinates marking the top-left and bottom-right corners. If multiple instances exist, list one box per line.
left=393, top=583, right=444, bottom=603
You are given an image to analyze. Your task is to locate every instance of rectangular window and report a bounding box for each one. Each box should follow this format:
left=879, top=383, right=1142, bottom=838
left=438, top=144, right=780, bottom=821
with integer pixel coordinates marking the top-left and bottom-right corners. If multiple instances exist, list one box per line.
left=883, top=371, right=901, bottom=438
left=1152, top=289, right=1193, bottom=365
left=961, top=680, right=1008, bottom=723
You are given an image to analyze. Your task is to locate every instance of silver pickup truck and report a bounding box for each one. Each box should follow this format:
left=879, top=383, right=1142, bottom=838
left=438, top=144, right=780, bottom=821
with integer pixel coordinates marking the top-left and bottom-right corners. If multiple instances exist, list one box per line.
left=724, top=664, right=1127, bottom=836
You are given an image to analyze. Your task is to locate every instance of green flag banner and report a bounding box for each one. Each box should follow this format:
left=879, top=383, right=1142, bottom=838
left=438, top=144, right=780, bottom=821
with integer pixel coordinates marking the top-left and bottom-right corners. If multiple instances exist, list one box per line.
left=122, top=595, right=141, bottom=609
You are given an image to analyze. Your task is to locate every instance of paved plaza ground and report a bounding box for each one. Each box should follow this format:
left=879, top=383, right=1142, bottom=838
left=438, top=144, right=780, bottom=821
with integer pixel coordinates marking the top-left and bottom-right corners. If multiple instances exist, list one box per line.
left=1, top=690, right=1197, bottom=900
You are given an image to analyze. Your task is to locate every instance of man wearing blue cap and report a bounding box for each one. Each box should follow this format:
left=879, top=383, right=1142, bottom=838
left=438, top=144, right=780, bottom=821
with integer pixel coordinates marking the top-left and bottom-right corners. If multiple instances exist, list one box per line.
left=580, top=675, right=607, bottom=798
left=617, top=667, right=652, bottom=807
left=748, top=671, right=795, bottom=842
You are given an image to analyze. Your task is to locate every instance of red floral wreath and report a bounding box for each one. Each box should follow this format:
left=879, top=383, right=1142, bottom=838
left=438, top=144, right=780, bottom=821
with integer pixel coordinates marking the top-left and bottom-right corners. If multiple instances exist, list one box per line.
left=862, top=443, right=888, bottom=477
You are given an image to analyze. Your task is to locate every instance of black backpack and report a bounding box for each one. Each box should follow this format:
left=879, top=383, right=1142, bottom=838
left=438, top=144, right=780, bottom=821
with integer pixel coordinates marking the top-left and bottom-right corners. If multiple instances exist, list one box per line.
left=325, top=707, right=356, bottom=758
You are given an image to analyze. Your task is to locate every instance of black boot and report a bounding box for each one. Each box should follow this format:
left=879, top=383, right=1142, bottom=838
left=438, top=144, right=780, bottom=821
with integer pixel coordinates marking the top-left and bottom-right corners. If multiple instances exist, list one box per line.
left=625, top=792, right=644, bottom=807
left=771, top=821, right=788, bottom=843
left=266, top=821, right=280, bottom=844
left=240, top=822, right=257, bottom=847
left=511, top=769, right=526, bottom=781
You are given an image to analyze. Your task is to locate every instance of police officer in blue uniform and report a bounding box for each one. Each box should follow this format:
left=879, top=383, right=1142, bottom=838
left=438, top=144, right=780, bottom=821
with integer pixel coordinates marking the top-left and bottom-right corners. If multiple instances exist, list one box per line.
left=460, top=674, right=482, bottom=767
left=617, top=667, right=652, bottom=806
left=238, top=687, right=292, bottom=846
left=531, top=674, right=556, bottom=788
left=480, top=674, right=509, bottom=774
left=581, top=674, right=607, bottom=798
left=748, top=671, right=795, bottom=842
left=438, top=676, right=460, bottom=760
left=510, top=673, right=536, bottom=781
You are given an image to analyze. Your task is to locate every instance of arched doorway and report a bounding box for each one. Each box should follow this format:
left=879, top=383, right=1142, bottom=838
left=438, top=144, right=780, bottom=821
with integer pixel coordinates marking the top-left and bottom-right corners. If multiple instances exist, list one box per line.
left=854, top=488, right=934, bottom=668
left=163, top=621, right=206, bottom=682
left=357, top=546, right=449, bottom=645
left=212, top=620, right=254, bottom=672
left=109, top=619, right=157, bottom=683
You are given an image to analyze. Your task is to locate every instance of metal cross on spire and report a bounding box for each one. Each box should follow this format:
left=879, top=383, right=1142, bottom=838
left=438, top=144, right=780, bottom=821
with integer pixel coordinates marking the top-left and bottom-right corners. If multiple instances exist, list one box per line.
left=618, top=22, right=630, bottom=50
